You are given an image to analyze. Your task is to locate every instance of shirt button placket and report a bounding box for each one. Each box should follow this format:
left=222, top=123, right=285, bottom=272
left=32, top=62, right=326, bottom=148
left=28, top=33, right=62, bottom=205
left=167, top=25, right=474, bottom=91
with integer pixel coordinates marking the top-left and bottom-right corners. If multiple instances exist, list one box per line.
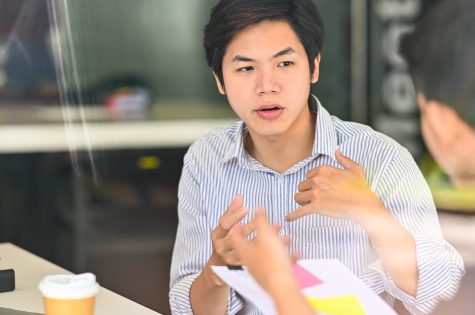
left=276, top=174, right=286, bottom=238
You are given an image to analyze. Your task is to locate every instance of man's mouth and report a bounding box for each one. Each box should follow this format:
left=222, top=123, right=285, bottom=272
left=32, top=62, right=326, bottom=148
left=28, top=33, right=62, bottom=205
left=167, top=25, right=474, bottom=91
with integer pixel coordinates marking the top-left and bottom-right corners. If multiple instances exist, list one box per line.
left=259, top=107, right=280, bottom=111
left=255, top=105, right=284, bottom=119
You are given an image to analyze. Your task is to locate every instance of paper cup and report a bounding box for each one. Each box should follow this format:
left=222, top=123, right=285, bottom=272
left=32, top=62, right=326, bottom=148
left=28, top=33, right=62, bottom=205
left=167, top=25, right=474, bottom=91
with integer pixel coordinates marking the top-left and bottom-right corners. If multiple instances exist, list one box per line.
left=39, top=273, right=99, bottom=315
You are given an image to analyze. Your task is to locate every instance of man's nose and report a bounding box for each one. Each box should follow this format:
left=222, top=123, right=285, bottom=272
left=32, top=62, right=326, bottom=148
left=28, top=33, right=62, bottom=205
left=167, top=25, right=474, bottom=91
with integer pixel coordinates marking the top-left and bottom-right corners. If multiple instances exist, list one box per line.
left=255, top=69, right=280, bottom=95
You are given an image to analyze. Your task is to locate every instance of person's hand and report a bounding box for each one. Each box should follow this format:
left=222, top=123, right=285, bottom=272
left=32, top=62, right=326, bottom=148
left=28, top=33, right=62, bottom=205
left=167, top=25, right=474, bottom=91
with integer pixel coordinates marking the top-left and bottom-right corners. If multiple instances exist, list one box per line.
left=287, top=150, right=385, bottom=223
left=210, top=194, right=249, bottom=266
left=230, top=209, right=314, bottom=315
left=231, top=208, right=298, bottom=295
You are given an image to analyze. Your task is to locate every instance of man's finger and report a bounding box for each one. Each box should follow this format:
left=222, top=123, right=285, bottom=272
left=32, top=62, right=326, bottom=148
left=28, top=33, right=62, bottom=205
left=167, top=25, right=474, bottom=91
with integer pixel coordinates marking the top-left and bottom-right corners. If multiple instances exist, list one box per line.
left=294, top=190, right=312, bottom=206
left=306, top=167, right=319, bottom=178
left=224, top=250, right=242, bottom=266
left=335, top=150, right=362, bottom=174
left=228, top=225, right=247, bottom=252
left=306, top=165, right=338, bottom=179
left=228, top=194, right=244, bottom=212
left=297, top=179, right=312, bottom=192
left=217, top=206, right=248, bottom=237
left=218, top=194, right=245, bottom=230
left=285, top=205, right=314, bottom=222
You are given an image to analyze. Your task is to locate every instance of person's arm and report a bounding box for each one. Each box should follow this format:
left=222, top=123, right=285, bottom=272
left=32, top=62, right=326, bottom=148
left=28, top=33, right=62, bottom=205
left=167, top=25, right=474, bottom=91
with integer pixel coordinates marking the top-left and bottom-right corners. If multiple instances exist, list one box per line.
left=287, top=148, right=464, bottom=314
left=190, top=195, right=249, bottom=315
left=357, top=202, right=418, bottom=296
left=189, top=256, right=232, bottom=315
left=287, top=149, right=418, bottom=295
left=170, top=153, right=246, bottom=315
left=362, top=148, right=464, bottom=314
left=268, top=276, right=314, bottom=315
left=231, top=209, right=314, bottom=315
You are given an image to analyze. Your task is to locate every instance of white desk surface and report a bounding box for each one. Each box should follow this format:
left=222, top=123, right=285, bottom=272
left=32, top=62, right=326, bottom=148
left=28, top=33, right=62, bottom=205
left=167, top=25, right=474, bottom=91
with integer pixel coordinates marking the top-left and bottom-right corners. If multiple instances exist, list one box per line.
left=0, top=119, right=236, bottom=153
left=438, top=212, right=475, bottom=267
left=0, top=243, right=160, bottom=315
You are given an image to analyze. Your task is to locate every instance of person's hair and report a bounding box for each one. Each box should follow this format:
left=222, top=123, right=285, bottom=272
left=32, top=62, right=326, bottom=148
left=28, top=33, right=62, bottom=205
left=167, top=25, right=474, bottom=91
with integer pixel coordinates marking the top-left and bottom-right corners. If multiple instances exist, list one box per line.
left=399, top=0, right=475, bottom=125
left=204, top=0, right=325, bottom=87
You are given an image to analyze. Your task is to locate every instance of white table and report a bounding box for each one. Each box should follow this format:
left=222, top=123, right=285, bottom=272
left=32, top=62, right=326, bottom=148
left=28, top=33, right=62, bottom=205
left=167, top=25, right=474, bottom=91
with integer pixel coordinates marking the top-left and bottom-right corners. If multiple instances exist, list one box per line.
left=0, top=119, right=235, bottom=153
left=438, top=212, right=475, bottom=267
left=0, top=243, right=161, bottom=315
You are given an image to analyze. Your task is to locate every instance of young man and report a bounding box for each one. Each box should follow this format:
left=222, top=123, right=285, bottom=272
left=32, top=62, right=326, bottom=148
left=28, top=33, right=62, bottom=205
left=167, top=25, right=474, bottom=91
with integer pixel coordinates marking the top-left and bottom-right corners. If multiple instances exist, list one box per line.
left=399, top=0, right=475, bottom=188
left=169, top=1, right=464, bottom=314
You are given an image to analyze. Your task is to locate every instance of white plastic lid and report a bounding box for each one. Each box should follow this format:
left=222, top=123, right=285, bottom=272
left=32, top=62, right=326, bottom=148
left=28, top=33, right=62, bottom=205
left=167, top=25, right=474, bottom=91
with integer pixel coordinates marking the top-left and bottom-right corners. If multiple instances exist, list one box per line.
left=38, top=273, right=99, bottom=299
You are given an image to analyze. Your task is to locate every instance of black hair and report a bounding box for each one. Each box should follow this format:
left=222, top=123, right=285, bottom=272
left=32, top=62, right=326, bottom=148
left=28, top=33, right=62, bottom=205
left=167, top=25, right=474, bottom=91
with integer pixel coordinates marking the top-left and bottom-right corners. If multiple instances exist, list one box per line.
left=399, top=0, right=475, bottom=125
left=204, top=0, right=324, bottom=87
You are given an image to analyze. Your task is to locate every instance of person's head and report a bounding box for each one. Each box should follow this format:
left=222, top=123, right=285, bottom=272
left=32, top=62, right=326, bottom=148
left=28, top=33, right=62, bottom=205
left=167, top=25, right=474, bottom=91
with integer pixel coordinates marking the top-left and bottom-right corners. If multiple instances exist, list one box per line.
left=399, top=0, right=475, bottom=186
left=399, top=0, right=475, bottom=123
left=203, top=0, right=325, bottom=141
left=204, top=0, right=324, bottom=89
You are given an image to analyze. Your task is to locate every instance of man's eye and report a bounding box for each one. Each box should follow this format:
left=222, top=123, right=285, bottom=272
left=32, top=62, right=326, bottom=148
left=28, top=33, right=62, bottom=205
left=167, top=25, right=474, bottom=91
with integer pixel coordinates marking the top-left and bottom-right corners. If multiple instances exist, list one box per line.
left=237, top=66, right=254, bottom=72
left=278, top=61, right=294, bottom=67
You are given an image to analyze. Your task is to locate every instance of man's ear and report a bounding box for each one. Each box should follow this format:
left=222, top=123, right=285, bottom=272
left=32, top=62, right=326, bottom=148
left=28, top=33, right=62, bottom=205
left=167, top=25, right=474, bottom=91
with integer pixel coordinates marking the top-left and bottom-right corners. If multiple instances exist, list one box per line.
left=417, top=92, right=454, bottom=125
left=424, top=98, right=459, bottom=127
left=213, top=72, right=226, bottom=95
left=423, top=96, right=467, bottom=149
left=311, top=54, right=321, bottom=84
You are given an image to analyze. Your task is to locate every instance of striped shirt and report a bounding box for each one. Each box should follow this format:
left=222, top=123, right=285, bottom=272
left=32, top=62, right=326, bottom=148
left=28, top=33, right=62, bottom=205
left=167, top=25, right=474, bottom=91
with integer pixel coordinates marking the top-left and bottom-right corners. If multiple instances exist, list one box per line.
left=169, top=97, right=464, bottom=315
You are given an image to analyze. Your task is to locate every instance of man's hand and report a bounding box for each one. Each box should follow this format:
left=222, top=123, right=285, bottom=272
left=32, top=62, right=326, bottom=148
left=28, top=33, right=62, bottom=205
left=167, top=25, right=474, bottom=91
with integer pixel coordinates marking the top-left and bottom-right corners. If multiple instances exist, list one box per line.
left=190, top=195, right=250, bottom=314
left=286, top=150, right=385, bottom=223
left=231, top=208, right=298, bottom=296
left=211, top=194, right=249, bottom=266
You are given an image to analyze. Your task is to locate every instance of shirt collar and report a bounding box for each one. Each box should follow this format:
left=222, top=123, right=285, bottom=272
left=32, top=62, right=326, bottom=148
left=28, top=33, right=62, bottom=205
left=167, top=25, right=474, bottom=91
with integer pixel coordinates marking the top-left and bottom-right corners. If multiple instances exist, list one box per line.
left=222, top=122, right=247, bottom=163
left=311, top=95, right=338, bottom=160
left=222, top=95, right=338, bottom=163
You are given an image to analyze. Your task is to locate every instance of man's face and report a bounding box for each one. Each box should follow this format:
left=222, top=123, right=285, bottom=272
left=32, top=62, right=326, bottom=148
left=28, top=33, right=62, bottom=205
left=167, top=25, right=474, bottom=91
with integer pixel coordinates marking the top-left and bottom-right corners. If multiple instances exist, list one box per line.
left=417, top=93, right=475, bottom=185
left=216, top=20, right=319, bottom=141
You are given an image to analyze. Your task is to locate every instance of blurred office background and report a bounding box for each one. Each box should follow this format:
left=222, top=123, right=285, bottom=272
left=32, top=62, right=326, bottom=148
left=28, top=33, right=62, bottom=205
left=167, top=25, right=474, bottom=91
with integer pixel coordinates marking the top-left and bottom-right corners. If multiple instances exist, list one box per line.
left=0, top=0, right=473, bottom=314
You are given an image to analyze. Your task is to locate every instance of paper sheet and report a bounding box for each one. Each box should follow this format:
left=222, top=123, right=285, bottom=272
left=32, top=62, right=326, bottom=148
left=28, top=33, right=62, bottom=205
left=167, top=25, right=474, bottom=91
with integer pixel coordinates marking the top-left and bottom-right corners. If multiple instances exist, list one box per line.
left=212, top=259, right=397, bottom=315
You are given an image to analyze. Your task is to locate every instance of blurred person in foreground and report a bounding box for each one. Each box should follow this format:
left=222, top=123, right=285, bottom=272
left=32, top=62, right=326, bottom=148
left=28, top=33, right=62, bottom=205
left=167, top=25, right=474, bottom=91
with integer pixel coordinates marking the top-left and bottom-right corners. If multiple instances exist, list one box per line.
left=231, top=208, right=315, bottom=315
left=169, top=1, right=464, bottom=314
left=399, top=0, right=475, bottom=189
left=226, top=0, right=474, bottom=314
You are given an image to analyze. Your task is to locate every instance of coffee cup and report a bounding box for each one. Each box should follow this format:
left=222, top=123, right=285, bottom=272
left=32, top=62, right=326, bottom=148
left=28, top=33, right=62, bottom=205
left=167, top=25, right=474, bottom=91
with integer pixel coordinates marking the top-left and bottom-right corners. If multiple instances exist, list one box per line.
left=38, top=273, right=99, bottom=315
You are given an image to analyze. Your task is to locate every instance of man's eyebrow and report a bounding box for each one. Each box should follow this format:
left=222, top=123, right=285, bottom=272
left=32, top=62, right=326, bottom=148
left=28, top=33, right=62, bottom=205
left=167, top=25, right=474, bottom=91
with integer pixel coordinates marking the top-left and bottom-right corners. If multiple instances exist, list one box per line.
left=273, top=47, right=296, bottom=58
left=232, top=55, right=255, bottom=63
left=231, top=47, right=297, bottom=63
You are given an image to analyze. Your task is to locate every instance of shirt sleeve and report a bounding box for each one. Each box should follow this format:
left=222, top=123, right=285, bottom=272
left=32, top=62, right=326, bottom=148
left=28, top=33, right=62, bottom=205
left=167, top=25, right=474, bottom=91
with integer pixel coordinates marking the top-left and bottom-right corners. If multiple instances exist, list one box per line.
left=169, top=147, right=245, bottom=315
left=361, top=147, right=465, bottom=315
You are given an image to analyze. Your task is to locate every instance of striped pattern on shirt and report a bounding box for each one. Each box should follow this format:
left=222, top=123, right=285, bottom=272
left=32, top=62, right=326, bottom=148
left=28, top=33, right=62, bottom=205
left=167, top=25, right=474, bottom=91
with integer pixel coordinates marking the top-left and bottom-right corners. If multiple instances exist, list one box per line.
left=169, top=98, right=464, bottom=315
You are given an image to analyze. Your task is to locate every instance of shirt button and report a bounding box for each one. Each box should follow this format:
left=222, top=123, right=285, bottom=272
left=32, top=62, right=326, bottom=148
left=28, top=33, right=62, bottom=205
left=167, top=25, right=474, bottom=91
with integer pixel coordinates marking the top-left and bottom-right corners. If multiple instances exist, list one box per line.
left=278, top=229, right=285, bottom=237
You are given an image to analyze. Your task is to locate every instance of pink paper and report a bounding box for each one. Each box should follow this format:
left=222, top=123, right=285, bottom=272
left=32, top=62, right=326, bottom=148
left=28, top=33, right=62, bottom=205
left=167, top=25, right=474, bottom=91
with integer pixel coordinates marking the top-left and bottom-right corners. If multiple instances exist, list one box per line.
left=293, top=263, right=324, bottom=289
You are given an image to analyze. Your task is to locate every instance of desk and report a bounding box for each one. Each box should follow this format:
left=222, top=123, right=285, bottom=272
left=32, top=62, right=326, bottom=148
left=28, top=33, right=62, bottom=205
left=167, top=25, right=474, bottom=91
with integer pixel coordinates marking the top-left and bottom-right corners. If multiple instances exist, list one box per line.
left=433, top=213, right=475, bottom=315
left=0, top=119, right=236, bottom=153
left=0, top=243, right=160, bottom=315
left=438, top=211, right=475, bottom=267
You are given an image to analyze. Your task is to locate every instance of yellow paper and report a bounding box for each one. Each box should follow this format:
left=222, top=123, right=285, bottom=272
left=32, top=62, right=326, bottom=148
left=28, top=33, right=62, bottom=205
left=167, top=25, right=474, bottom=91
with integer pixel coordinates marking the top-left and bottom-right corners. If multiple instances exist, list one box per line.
left=306, top=295, right=366, bottom=315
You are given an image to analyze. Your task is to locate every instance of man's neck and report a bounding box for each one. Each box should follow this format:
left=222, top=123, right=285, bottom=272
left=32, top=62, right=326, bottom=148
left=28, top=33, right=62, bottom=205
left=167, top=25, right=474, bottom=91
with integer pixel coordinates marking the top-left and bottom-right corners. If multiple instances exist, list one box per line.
left=245, top=112, right=316, bottom=174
